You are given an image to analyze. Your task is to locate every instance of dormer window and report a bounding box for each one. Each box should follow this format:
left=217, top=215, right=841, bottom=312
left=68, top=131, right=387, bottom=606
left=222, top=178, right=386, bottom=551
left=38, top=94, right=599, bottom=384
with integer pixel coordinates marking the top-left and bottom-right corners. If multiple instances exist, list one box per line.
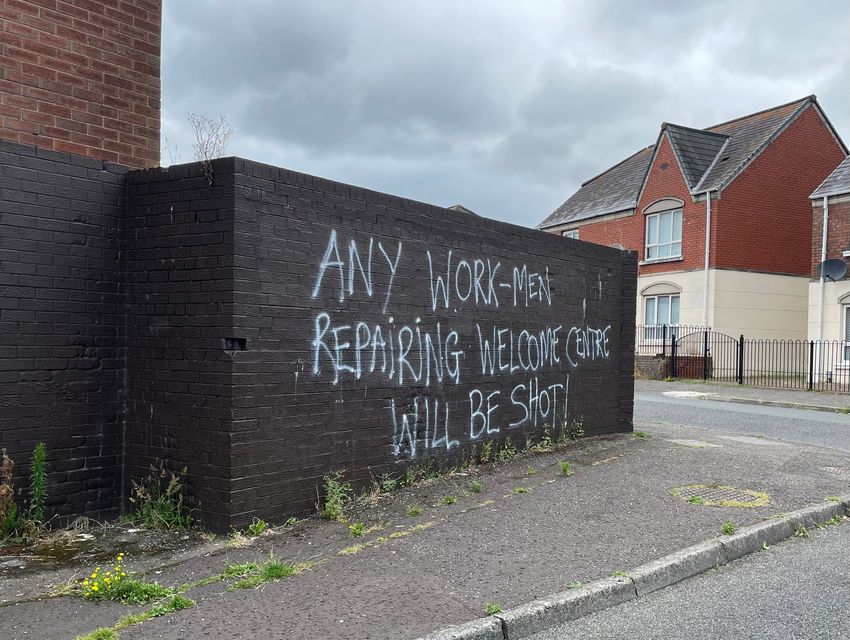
left=645, top=208, right=682, bottom=260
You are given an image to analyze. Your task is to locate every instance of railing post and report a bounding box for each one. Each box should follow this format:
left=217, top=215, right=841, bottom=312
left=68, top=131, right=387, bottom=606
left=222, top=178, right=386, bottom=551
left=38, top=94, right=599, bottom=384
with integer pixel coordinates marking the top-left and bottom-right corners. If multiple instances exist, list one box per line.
left=808, top=340, right=814, bottom=391
left=737, top=334, right=744, bottom=385
left=670, top=333, right=677, bottom=378
left=703, top=329, right=709, bottom=381
left=662, top=324, right=667, bottom=357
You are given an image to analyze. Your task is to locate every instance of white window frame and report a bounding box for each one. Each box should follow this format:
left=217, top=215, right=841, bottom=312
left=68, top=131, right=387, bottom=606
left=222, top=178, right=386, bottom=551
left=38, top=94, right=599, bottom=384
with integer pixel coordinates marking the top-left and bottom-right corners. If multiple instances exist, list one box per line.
left=645, top=209, right=682, bottom=260
left=563, top=229, right=579, bottom=240
left=643, top=294, right=680, bottom=341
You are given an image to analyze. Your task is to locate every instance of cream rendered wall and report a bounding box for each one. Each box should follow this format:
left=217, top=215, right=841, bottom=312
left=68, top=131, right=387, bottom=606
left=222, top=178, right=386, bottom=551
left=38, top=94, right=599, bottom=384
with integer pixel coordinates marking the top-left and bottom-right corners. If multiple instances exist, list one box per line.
left=711, top=270, right=809, bottom=340
left=807, top=280, right=850, bottom=342
left=636, top=269, right=808, bottom=339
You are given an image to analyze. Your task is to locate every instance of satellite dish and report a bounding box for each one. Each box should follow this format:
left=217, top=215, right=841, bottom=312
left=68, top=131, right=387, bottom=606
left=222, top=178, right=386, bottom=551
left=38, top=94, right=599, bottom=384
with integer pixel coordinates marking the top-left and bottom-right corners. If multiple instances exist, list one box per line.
left=817, top=258, right=848, bottom=282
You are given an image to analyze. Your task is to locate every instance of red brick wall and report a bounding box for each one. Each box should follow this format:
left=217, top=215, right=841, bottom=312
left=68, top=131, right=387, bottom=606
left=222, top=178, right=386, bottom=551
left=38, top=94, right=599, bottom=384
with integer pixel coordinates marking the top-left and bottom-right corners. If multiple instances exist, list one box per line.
left=0, top=0, right=161, bottom=168
left=573, top=134, right=707, bottom=276
left=812, top=199, right=850, bottom=276
left=715, top=105, right=845, bottom=276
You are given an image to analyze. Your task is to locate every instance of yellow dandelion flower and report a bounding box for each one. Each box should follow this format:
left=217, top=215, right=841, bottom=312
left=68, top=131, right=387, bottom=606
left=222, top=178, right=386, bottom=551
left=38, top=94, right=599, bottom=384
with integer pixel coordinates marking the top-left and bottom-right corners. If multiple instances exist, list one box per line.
left=92, top=584, right=99, bottom=592
left=91, top=573, right=97, bottom=579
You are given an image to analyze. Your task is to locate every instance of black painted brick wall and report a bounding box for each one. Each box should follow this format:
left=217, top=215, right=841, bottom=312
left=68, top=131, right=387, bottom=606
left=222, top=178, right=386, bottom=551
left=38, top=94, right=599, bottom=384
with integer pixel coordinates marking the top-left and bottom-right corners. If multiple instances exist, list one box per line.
left=122, top=159, right=235, bottom=532
left=228, top=158, right=636, bottom=528
left=0, top=140, right=127, bottom=519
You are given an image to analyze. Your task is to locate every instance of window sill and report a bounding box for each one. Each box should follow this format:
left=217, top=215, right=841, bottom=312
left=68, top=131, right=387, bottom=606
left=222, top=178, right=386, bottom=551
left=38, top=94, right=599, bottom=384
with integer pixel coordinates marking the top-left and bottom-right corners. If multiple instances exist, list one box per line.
left=639, top=256, right=684, bottom=266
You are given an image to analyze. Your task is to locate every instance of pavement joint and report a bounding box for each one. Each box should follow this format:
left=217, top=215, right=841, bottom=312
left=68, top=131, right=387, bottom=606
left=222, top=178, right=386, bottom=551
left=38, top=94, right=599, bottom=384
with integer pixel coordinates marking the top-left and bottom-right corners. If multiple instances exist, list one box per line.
left=418, top=494, right=850, bottom=640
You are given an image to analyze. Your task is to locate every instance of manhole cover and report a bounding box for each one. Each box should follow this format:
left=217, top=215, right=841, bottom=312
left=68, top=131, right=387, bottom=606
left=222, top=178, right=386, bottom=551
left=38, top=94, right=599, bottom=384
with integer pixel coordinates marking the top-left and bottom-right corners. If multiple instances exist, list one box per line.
left=672, top=484, right=769, bottom=508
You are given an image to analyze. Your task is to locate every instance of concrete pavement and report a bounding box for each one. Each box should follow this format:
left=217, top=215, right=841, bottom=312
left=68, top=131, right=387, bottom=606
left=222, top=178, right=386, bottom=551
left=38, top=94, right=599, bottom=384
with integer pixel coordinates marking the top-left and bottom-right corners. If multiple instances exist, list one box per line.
left=3, top=412, right=850, bottom=640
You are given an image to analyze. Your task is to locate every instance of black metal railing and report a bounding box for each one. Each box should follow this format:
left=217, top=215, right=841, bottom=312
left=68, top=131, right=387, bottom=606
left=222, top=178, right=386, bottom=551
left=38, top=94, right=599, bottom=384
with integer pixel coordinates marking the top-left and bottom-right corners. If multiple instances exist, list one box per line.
left=637, top=325, right=850, bottom=392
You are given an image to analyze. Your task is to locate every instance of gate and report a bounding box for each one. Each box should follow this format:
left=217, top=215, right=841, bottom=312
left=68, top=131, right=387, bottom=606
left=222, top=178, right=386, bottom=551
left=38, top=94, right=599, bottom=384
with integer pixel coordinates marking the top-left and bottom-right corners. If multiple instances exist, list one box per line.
left=669, top=329, right=742, bottom=382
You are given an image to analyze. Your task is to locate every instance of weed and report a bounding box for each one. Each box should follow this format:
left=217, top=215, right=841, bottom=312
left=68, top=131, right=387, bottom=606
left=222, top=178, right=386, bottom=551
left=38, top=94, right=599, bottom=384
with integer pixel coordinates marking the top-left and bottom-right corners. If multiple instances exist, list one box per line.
left=559, top=461, right=573, bottom=477
left=28, top=442, right=47, bottom=525
left=761, top=541, right=770, bottom=551
left=0, top=449, right=18, bottom=539
left=247, top=518, right=267, bottom=537
left=320, top=470, right=352, bottom=521
left=836, top=407, right=850, bottom=414
left=794, top=524, right=810, bottom=538
left=484, top=602, right=503, bottom=616
left=480, top=441, right=493, bottom=463
left=720, top=521, right=737, bottom=535
left=339, top=543, right=365, bottom=556
left=75, top=629, right=117, bottom=640
left=540, top=423, right=553, bottom=449
left=633, top=430, right=650, bottom=439
left=379, top=473, right=398, bottom=494
left=348, top=522, right=366, bottom=538
left=406, top=505, right=423, bottom=517
left=567, top=580, right=584, bottom=589
left=439, top=495, right=457, bottom=506
left=526, top=466, right=537, bottom=476
left=568, top=417, right=585, bottom=440
left=128, top=463, right=191, bottom=530
left=514, top=487, right=530, bottom=494
left=826, top=496, right=841, bottom=503
left=285, top=516, right=298, bottom=526
left=113, top=595, right=195, bottom=630
left=823, top=515, right=843, bottom=526
left=524, top=436, right=534, bottom=453
left=687, top=496, right=706, bottom=506
left=611, top=570, right=628, bottom=578
left=496, top=438, right=518, bottom=462
left=228, top=558, right=305, bottom=590
left=223, top=562, right=258, bottom=578
left=468, top=480, right=483, bottom=493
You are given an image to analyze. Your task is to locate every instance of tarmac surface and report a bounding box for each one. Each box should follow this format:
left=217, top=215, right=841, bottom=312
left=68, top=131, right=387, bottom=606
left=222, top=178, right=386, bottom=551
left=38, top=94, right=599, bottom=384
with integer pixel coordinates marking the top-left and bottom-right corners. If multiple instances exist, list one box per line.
left=2, top=405, right=849, bottom=640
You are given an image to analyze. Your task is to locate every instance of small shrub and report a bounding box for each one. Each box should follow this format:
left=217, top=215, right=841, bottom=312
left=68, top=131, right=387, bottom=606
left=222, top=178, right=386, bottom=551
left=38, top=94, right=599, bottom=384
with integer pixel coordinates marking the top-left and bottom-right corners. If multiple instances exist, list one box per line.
left=247, top=518, right=267, bottom=537
left=128, top=464, right=191, bottom=530
left=559, top=461, right=573, bottom=477
left=439, top=495, right=457, bottom=506
left=468, top=480, right=483, bottom=493
left=348, top=522, right=366, bottom=538
left=484, top=602, right=503, bottom=616
left=720, top=521, right=737, bottom=536
left=406, top=505, right=423, bottom=517
left=320, top=470, right=352, bottom=521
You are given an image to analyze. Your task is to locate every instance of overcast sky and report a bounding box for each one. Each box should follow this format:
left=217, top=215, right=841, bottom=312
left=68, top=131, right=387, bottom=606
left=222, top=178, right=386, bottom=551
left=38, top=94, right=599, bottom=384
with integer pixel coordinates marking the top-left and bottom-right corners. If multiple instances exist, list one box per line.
left=161, top=0, right=849, bottom=228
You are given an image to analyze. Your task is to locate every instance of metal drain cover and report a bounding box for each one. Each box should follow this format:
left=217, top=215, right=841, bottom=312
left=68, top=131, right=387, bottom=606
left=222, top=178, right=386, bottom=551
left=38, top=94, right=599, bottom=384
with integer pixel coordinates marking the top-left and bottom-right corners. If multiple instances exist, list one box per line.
left=672, top=484, right=769, bottom=508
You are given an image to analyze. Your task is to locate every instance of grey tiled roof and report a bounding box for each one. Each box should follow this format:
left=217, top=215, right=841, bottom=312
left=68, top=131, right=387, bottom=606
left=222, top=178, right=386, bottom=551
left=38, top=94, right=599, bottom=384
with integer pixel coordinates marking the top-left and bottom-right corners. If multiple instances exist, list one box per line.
left=537, top=146, right=653, bottom=229
left=811, top=155, right=850, bottom=198
left=664, top=124, right=728, bottom=190
left=540, top=96, right=831, bottom=229
left=694, top=97, right=811, bottom=192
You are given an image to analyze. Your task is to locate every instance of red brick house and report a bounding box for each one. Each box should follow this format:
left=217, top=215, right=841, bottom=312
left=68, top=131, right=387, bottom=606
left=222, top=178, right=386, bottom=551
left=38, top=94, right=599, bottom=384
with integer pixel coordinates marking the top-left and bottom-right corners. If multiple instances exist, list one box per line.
left=539, top=96, right=847, bottom=341
left=808, top=155, right=850, bottom=362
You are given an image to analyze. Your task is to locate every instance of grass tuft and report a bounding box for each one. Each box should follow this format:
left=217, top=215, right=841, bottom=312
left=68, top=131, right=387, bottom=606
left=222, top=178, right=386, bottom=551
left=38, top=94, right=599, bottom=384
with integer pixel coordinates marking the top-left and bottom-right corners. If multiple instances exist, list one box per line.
left=559, top=461, right=573, bottom=477
left=720, top=521, right=737, bottom=536
left=484, top=602, right=503, bottom=616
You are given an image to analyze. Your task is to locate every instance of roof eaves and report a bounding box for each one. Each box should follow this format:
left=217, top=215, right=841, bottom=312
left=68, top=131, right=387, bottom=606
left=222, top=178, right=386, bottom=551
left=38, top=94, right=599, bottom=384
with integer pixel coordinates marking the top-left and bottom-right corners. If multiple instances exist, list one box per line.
left=709, top=97, right=812, bottom=193
left=537, top=203, right=636, bottom=229
left=810, top=189, right=850, bottom=200
left=809, top=98, right=849, bottom=156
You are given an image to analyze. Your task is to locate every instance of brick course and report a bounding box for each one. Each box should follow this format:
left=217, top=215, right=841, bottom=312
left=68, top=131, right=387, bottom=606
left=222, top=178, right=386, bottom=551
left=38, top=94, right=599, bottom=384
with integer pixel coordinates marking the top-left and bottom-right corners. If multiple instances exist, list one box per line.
left=0, top=0, right=161, bottom=168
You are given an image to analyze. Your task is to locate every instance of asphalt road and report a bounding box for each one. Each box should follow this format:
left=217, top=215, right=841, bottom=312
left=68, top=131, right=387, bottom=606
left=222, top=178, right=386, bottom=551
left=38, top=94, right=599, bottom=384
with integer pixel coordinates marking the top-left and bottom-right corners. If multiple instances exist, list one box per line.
left=635, top=393, right=850, bottom=452
left=527, top=519, right=850, bottom=640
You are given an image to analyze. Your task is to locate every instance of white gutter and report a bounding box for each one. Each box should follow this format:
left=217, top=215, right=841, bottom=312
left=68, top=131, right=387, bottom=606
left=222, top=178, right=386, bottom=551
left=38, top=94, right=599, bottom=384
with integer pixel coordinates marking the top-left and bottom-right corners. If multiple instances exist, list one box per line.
left=702, top=191, right=712, bottom=327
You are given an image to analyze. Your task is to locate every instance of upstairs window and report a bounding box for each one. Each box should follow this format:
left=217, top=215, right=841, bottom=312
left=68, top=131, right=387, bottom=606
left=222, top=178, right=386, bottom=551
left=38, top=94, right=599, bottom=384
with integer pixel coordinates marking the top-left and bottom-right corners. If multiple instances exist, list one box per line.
left=562, top=229, right=579, bottom=240
left=645, top=209, right=682, bottom=260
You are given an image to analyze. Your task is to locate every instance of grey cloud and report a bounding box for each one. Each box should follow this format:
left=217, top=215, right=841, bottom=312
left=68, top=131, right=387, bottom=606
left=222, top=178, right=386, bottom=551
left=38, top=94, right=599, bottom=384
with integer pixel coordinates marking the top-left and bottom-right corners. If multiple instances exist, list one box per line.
left=161, top=0, right=850, bottom=229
